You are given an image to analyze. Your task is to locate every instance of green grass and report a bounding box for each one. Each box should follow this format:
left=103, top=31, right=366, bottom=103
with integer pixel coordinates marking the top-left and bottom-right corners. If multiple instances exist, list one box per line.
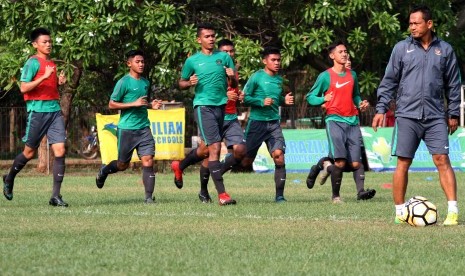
left=1, top=171, right=464, bottom=275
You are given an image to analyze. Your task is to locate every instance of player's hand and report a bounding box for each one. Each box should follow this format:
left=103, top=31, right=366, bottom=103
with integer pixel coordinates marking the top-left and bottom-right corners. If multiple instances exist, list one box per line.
left=227, top=90, right=238, bottom=101
left=359, top=100, right=369, bottom=112
left=372, top=113, right=385, bottom=132
left=134, top=96, right=148, bottom=107
left=224, top=66, right=235, bottom=78
left=43, top=65, right=55, bottom=79
left=238, top=91, right=244, bottom=103
left=448, top=118, right=458, bottom=135
left=321, top=103, right=327, bottom=113
left=285, top=92, right=294, bottom=105
left=324, top=91, right=333, bottom=102
left=263, top=97, right=274, bottom=106
left=189, top=74, right=198, bottom=86
left=58, top=70, right=66, bottom=85
left=151, top=99, right=163, bottom=110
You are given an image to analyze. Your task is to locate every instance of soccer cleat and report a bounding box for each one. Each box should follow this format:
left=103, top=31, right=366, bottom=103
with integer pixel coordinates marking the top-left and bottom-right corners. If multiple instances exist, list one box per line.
left=306, top=165, right=320, bottom=189
left=218, top=192, right=236, bottom=206
left=171, top=160, right=183, bottom=189
left=3, top=174, right=13, bottom=201
left=95, top=167, right=108, bottom=189
left=357, top=189, right=376, bottom=200
left=319, top=161, right=332, bottom=185
left=332, top=196, right=343, bottom=204
left=49, top=196, right=69, bottom=207
left=394, top=216, right=406, bottom=224
left=443, top=212, right=458, bottom=226
left=144, top=197, right=155, bottom=204
left=275, top=195, right=287, bottom=203
left=198, top=192, right=212, bottom=203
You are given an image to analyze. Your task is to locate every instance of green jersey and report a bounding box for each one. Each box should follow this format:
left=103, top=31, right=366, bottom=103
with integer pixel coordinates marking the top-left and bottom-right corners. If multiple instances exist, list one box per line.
left=243, top=69, right=284, bottom=121
left=181, top=50, right=235, bottom=107
left=110, top=74, right=150, bottom=130
left=306, top=70, right=361, bottom=126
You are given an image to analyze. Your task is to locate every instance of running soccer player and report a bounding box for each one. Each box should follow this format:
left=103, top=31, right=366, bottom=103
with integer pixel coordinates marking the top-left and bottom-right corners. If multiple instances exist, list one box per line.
left=3, top=28, right=68, bottom=206
left=95, top=50, right=162, bottom=204
left=172, top=23, right=238, bottom=206
left=240, top=46, right=294, bottom=203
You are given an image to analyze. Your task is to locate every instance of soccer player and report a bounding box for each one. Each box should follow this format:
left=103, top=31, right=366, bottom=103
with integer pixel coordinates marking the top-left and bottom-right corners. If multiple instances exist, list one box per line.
left=95, top=50, right=162, bottom=204
left=240, top=46, right=294, bottom=203
left=2, top=28, right=68, bottom=206
left=306, top=41, right=375, bottom=203
left=197, top=39, right=246, bottom=203
left=372, top=5, right=460, bottom=225
left=172, top=23, right=238, bottom=206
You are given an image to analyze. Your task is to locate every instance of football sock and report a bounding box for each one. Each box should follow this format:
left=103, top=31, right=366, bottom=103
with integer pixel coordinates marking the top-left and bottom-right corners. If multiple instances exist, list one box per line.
left=352, top=164, right=365, bottom=194
left=102, top=160, right=119, bottom=175
left=274, top=165, right=286, bottom=197
left=180, top=149, right=204, bottom=171
left=330, top=166, right=343, bottom=198
left=448, top=201, right=458, bottom=214
left=142, top=166, right=155, bottom=199
left=395, top=204, right=404, bottom=216
left=199, top=165, right=210, bottom=194
left=208, top=160, right=226, bottom=194
left=220, top=154, right=240, bottom=174
left=5, top=152, right=30, bottom=185
left=52, top=156, right=65, bottom=198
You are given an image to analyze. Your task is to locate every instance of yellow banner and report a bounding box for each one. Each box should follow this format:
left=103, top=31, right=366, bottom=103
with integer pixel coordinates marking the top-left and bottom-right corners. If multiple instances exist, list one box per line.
left=95, top=108, right=186, bottom=164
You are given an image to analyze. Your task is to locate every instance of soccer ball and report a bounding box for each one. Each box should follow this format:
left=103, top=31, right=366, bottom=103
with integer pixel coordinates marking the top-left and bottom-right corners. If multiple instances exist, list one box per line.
left=401, top=196, right=438, bottom=226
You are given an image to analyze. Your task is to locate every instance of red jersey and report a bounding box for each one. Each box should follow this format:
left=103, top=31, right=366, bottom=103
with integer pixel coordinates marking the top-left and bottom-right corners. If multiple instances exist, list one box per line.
left=325, top=68, right=358, bottom=117
left=23, top=55, right=59, bottom=102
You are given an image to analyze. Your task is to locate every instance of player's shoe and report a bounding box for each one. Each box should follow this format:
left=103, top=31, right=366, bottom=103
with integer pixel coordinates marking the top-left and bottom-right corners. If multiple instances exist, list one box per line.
left=357, top=189, right=376, bottom=200
left=443, top=212, right=458, bottom=226
left=96, top=167, right=107, bottom=189
left=198, top=192, right=212, bottom=203
left=3, top=174, right=13, bottom=201
left=144, top=197, right=155, bottom=204
left=319, top=160, right=332, bottom=185
left=394, top=216, right=406, bottom=224
left=306, top=165, right=319, bottom=189
left=218, top=192, right=236, bottom=206
left=275, top=195, right=287, bottom=203
left=49, top=195, right=69, bottom=207
left=332, top=196, right=343, bottom=204
left=171, top=160, right=183, bottom=189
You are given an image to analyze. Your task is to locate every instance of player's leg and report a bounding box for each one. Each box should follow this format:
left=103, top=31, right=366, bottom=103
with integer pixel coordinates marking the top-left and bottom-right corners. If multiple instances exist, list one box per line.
left=267, top=120, right=287, bottom=202
left=306, top=156, right=332, bottom=189
left=325, top=121, right=348, bottom=203
left=220, top=119, right=246, bottom=174
left=136, top=127, right=156, bottom=203
left=198, top=157, right=212, bottom=203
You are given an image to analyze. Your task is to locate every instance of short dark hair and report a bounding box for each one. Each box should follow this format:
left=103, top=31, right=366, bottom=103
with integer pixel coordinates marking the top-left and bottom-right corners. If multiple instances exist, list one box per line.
left=218, top=39, right=234, bottom=49
left=197, top=22, right=215, bottom=37
left=261, top=46, right=281, bottom=58
left=410, top=4, right=432, bottom=22
left=126, top=50, right=144, bottom=60
left=327, top=40, right=346, bottom=54
left=30, top=28, right=51, bottom=42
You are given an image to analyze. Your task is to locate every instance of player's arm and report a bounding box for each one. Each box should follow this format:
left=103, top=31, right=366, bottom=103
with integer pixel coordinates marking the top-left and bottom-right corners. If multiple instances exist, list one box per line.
left=178, top=59, right=197, bottom=90
left=243, top=75, right=264, bottom=107
left=20, top=59, right=55, bottom=94
left=443, top=49, right=461, bottom=134
left=225, top=55, right=237, bottom=88
left=109, top=79, right=148, bottom=110
left=306, top=72, right=330, bottom=106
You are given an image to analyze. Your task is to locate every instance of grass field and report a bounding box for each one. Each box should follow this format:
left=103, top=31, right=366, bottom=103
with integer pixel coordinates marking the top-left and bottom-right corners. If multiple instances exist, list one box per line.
left=1, top=170, right=464, bottom=275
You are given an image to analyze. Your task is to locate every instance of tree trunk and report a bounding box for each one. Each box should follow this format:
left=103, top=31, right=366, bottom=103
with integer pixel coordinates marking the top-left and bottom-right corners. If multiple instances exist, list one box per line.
left=36, top=61, right=83, bottom=173
left=9, top=107, right=15, bottom=152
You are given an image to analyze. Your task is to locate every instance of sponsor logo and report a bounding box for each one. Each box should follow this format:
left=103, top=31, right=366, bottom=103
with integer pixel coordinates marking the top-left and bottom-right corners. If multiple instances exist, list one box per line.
left=216, top=59, right=222, bottom=65
left=406, top=49, right=414, bottom=53
left=198, top=62, right=205, bottom=66
left=335, top=81, right=351, bottom=88
left=435, top=48, right=442, bottom=56
left=444, top=146, right=449, bottom=149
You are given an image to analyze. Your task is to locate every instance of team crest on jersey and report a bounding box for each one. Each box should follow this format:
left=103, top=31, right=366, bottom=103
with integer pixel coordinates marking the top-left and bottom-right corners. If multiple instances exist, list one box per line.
left=434, top=47, right=442, bottom=56
left=216, top=59, right=223, bottom=65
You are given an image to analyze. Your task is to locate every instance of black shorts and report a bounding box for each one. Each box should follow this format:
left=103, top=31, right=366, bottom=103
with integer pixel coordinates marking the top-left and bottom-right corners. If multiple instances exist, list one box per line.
left=326, top=120, right=362, bottom=162
left=194, top=105, right=225, bottom=145
left=23, top=111, right=66, bottom=148
left=222, top=118, right=245, bottom=148
left=117, top=127, right=155, bottom=163
left=244, top=119, right=285, bottom=159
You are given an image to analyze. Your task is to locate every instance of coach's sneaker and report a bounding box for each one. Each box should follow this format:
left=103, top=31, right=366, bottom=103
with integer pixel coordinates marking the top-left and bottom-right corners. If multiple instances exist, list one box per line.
left=49, top=196, right=69, bottom=207
left=275, top=195, right=287, bottom=203
left=332, top=196, right=343, bottom=204
left=218, top=192, right=236, bottom=206
left=394, top=216, right=406, bottom=224
left=3, top=175, right=13, bottom=201
left=319, top=160, right=332, bottom=185
left=357, top=189, right=376, bottom=200
left=306, top=165, right=320, bottom=189
left=171, top=161, right=183, bottom=189
left=96, top=167, right=108, bottom=189
left=443, top=212, right=458, bottom=226
left=198, top=192, right=212, bottom=203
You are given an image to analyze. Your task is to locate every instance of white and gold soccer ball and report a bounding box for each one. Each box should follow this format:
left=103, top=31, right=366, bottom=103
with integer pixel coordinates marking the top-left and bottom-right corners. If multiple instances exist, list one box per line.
left=401, top=196, right=438, bottom=226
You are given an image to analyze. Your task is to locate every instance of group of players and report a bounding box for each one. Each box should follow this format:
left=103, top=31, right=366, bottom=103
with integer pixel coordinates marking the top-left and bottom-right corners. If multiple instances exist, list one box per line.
left=2, top=5, right=460, bottom=225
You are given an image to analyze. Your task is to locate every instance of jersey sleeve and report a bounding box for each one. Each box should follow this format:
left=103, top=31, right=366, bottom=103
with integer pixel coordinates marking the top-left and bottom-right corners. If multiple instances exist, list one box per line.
left=351, top=71, right=362, bottom=107
left=243, top=73, right=263, bottom=107
left=110, top=78, right=127, bottom=102
left=20, top=58, right=40, bottom=82
left=306, top=71, right=329, bottom=106
left=180, top=58, right=194, bottom=80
